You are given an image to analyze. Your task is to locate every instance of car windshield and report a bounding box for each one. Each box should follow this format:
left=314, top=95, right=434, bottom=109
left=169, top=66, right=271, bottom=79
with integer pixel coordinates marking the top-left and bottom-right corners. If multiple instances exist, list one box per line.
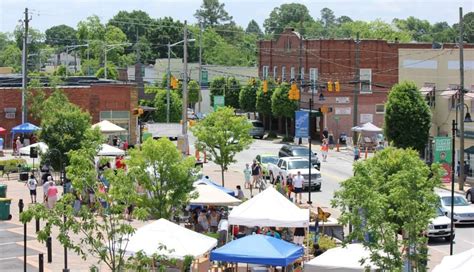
left=261, top=156, right=278, bottom=164
left=441, top=196, right=469, bottom=206
left=288, top=160, right=311, bottom=169
left=252, top=122, right=264, bottom=127
left=293, top=148, right=311, bottom=156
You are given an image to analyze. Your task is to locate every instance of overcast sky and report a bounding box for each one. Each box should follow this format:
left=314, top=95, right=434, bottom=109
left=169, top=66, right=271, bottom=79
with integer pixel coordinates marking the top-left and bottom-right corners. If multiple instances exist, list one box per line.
left=0, top=0, right=472, bottom=33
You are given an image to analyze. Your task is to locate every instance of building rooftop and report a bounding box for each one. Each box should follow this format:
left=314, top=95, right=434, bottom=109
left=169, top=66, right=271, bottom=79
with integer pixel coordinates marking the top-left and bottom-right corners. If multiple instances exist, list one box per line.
left=0, top=75, right=128, bottom=88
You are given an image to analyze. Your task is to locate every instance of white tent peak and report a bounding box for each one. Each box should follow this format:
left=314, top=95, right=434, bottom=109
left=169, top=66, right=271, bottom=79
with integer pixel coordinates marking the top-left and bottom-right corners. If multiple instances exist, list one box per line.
left=352, top=122, right=382, bottom=133
left=19, top=142, right=49, bottom=156
left=228, top=186, right=309, bottom=227
left=92, top=120, right=126, bottom=133
left=98, top=144, right=125, bottom=156
left=190, top=184, right=241, bottom=206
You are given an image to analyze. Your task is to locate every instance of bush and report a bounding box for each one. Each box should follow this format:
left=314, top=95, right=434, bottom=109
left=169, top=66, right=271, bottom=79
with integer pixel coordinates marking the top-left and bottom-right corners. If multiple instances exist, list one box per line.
left=281, top=136, right=294, bottom=142
left=0, top=158, right=27, bottom=173
left=266, top=131, right=277, bottom=139
left=318, top=235, right=337, bottom=251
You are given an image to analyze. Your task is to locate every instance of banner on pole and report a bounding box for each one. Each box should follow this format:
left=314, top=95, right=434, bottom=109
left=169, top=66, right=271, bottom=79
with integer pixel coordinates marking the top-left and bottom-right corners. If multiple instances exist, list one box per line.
left=434, top=136, right=452, bottom=183
left=213, top=95, right=225, bottom=111
left=295, top=111, right=309, bottom=138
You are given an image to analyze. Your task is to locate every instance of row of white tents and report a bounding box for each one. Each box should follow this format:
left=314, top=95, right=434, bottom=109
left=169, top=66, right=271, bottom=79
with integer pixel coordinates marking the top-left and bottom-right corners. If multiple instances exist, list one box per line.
left=19, top=142, right=125, bottom=157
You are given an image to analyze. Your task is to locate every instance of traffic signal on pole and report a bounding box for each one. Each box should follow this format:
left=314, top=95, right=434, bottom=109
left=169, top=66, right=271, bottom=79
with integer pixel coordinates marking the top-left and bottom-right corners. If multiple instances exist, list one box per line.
left=327, top=81, right=333, bottom=92
left=133, top=107, right=144, bottom=116
left=170, top=76, right=178, bottom=89
left=263, top=80, right=268, bottom=94
left=335, top=81, right=340, bottom=92
left=289, top=82, right=299, bottom=100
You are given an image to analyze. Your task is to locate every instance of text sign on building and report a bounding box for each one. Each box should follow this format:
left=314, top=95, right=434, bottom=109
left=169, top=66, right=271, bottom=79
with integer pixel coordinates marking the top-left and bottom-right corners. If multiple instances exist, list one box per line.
left=434, top=137, right=452, bottom=183
left=335, top=97, right=350, bottom=104
left=335, top=107, right=351, bottom=115
left=360, top=114, right=373, bottom=123
left=295, top=111, right=309, bottom=138
left=201, top=70, right=209, bottom=86
left=213, top=95, right=225, bottom=111
left=4, top=107, right=16, bottom=119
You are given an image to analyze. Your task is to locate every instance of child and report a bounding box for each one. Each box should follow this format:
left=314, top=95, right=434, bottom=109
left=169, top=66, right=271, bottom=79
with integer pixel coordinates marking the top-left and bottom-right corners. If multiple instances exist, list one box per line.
left=236, top=185, right=244, bottom=200
left=243, top=163, right=251, bottom=189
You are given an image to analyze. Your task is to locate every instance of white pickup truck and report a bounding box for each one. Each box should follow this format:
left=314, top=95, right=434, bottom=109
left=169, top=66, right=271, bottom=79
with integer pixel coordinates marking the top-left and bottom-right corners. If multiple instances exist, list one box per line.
left=267, top=157, right=322, bottom=191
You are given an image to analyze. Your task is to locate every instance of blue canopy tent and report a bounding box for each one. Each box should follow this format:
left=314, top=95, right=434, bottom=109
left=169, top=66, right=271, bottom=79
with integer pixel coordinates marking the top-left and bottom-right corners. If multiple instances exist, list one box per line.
left=11, top=122, right=41, bottom=148
left=194, top=177, right=235, bottom=196
left=210, top=235, right=304, bottom=267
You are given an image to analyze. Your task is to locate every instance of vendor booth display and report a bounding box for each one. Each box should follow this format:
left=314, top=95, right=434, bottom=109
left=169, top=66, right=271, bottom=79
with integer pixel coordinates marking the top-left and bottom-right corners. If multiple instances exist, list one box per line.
left=305, top=244, right=377, bottom=272
left=228, top=187, right=309, bottom=227
left=122, top=218, right=217, bottom=259
left=210, top=234, right=304, bottom=267
left=190, top=184, right=241, bottom=206
left=11, top=122, right=41, bottom=134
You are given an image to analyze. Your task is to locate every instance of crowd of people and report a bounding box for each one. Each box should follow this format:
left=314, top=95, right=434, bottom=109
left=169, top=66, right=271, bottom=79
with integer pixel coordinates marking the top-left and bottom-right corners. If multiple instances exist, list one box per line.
left=24, top=172, right=58, bottom=210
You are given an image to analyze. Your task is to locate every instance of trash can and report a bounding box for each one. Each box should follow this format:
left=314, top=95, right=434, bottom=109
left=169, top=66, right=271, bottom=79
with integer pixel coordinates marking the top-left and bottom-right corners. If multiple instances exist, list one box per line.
left=0, top=184, right=6, bottom=198
left=0, top=198, right=12, bottom=220
left=19, top=172, right=28, bottom=182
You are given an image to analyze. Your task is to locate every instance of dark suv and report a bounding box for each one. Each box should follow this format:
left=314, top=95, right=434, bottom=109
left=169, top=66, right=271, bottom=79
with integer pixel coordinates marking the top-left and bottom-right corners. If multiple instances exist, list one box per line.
left=278, top=144, right=321, bottom=170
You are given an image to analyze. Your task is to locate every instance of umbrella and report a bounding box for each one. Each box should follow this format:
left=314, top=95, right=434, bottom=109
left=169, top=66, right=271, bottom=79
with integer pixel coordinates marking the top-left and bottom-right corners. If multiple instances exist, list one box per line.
left=11, top=122, right=41, bottom=133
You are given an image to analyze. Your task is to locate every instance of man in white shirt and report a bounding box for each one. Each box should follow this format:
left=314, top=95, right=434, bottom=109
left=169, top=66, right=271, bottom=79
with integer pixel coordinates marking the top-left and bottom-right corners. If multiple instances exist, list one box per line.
left=26, top=174, right=38, bottom=203
left=217, top=214, right=229, bottom=247
left=293, top=171, right=304, bottom=204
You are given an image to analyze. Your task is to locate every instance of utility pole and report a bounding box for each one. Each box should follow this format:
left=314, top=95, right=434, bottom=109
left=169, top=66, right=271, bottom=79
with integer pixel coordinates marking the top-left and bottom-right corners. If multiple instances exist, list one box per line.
left=352, top=32, right=360, bottom=140
left=182, top=21, right=189, bottom=154
left=298, top=19, right=303, bottom=145
left=459, top=7, right=466, bottom=191
left=198, top=23, right=203, bottom=114
left=166, top=42, right=171, bottom=123
left=135, top=28, right=145, bottom=100
left=21, top=7, right=30, bottom=124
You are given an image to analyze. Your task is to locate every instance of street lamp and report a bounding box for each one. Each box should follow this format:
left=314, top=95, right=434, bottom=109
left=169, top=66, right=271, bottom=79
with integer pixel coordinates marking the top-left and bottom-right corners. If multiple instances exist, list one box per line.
left=103, top=43, right=131, bottom=79
left=166, top=38, right=196, bottom=123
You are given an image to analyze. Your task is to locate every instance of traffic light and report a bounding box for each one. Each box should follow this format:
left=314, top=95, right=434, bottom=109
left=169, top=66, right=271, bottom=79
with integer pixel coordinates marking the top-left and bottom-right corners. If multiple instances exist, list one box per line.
left=170, top=76, right=178, bottom=89
left=327, top=81, right=333, bottom=92
left=133, top=107, right=144, bottom=116
left=335, top=81, right=340, bottom=92
left=263, top=80, right=268, bottom=94
left=289, top=82, right=299, bottom=100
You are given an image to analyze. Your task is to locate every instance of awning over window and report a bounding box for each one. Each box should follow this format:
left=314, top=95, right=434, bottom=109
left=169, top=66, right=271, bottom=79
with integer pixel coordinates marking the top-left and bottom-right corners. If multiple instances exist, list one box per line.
left=420, top=86, right=434, bottom=95
left=440, top=90, right=458, bottom=98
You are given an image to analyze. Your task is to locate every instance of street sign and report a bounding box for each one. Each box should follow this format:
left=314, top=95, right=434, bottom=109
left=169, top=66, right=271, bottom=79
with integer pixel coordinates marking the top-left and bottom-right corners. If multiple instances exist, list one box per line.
left=295, top=111, right=309, bottom=138
left=434, top=136, right=452, bottom=183
left=334, top=116, right=340, bottom=121
left=201, top=70, right=208, bottom=86
left=213, top=95, right=225, bottom=111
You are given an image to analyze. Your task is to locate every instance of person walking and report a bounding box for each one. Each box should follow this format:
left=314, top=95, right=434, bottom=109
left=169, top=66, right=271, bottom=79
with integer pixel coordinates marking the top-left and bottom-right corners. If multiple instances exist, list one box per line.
left=217, top=213, right=229, bottom=247
left=321, top=139, right=329, bottom=162
left=354, top=145, right=360, bottom=161
left=43, top=176, right=53, bottom=204
left=286, top=174, right=294, bottom=200
left=26, top=174, right=38, bottom=203
left=251, top=160, right=262, bottom=193
left=243, top=163, right=251, bottom=189
left=15, top=136, right=22, bottom=157
left=293, top=171, right=304, bottom=204
left=47, top=181, right=58, bottom=209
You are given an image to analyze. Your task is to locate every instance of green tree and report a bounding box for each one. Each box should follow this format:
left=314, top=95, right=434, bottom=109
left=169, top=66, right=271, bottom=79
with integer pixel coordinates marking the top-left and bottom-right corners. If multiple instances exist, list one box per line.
left=336, top=20, right=412, bottom=42
left=210, top=76, right=226, bottom=107
left=188, top=80, right=201, bottom=109
left=320, top=7, right=336, bottom=37
left=384, top=81, right=431, bottom=153
left=45, top=24, right=78, bottom=48
left=20, top=129, right=148, bottom=271
left=146, top=86, right=182, bottom=122
left=127, top=138, right=196, bottom=219
left=108, top=10, right=154, bottom=42
left=245, top=20, right=263, bottom=37
left=332, top=147, right=441, bottom=271
left=263, top=3, right=314, bottom=36
left=336, top=15, right=353, bottom=25
left=256, top=79, right=277, bottom=134
left=271, top=83, right=297, bottom=138
left=194, top=0, right=233, bottom=28
left=225, top=77, right=241, bottom=109
left=393, top=16, right=432, bottom=42
left=77, top=15, right=106, bottom=59
left=0, top=43, right=21, bottom=71
left=239, top=79, right=259, bottom=113
left=192, top=107, right=253, bottom=185
left=95, top=64, right=118, bottom=80
left=431, top=22, right=456, bottom=43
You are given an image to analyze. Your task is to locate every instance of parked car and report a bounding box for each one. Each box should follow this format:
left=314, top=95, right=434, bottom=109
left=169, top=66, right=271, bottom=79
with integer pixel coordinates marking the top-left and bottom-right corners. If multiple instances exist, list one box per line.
left=249, top=120, right=265, bottom=139
left=437, top=192, right=474, bottom=224
left=466, top=188, right=474, bottom=204
left=427, top=207, right=455, bottom=241
left=267, top=157, right=322, bottom=191
left=278, top=144, right=321, bottom=170
left=255, top=154, right=279, bottom=178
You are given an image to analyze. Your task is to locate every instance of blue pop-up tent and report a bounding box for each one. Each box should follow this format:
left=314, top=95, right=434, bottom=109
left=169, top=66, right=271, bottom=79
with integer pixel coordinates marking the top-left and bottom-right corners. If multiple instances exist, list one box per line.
left=193, top=177, right=235, bottom=196
left=11, top=122, right=40, bottom=134
left=210, top=234, right=304, bottom=266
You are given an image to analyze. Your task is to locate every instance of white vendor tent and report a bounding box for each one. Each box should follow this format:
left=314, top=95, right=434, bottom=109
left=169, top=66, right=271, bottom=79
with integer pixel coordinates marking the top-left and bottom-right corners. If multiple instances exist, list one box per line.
left=98, top=144, right=125, bottom=156
left=305, top=244, right=378, bottom=272
left=91, top=120, right=126, bottom=133
left=19, top=142, right=49, bottom=155
left=351, top=122, right=382, bottom=133
left=228, top=187, right=309, bottom=227
left=122, top=218, right=217, bottom=259
left=432, top=248, right=474, bottom=272
left=190, top=184, right=241, bottom=206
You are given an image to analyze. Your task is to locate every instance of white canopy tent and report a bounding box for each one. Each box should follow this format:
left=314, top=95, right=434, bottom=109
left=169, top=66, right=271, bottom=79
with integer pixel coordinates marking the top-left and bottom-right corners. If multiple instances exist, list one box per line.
left=228, top=187, right=309, bottom=227
left=432, top=248, right=474, bottom=272
left=190, top=184, right=241, bottom=206
left=19, top=142, right=49, bottom=155
left=305, top=244, right=378, bottom=272
left=98, top=144, right=125, bottom=156
left=122, top=218, right=217, bottom=259
left=91, top=120, right=126, bottom=133
left=351, top=122, right=382, bottom=133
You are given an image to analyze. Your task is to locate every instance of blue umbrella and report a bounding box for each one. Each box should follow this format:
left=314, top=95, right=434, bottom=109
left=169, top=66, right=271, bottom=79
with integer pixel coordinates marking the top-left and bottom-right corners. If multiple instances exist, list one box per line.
left=11, top=122, right=41, bottom=134
left=210, top=234, right=304, bottom=266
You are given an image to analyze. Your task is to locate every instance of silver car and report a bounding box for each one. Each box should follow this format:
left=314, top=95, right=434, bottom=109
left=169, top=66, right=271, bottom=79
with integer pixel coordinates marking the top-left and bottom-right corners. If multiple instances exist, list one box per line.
left=438, top=192, right=474, bottom=224
left=249, top=120, right=265, bottom=139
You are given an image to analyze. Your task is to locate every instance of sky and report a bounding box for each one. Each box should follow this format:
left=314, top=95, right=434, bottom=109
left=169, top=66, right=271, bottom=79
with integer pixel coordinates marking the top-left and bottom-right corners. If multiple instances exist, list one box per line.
left=0, top=0, right=472, bottom=33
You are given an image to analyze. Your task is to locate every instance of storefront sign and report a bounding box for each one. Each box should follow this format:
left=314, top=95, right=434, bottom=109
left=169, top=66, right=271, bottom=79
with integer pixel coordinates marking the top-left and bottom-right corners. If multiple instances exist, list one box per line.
left=335, top=97, right=350, bottom=104
left=360, top=114, right=373, bottom=123
left=4, top=107, right=16, bottom=119
left=335, top=107, right=351, bottom=115
left=434, top=136, right=452, bottom=183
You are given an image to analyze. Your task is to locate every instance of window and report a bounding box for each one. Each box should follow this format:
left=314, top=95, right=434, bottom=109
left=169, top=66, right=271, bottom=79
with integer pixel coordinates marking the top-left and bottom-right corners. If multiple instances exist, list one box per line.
left=309, top=68, right=318, bottom=92
left=100, top=111, right=130, bottom=142
left=375, top=104, right=385, bottom=114
left=290, top=67, right=295, bottom=80
left=282, top=66, right=286, bottom=81
left=360, top=68, right=372, bottom=93
left=273, top=66, right=278, bottom=78
left=286, top=38, right=291, bottom=52
left=300, top=67, right=304, bottom=83
left=262, top=66, right=269, bottom=79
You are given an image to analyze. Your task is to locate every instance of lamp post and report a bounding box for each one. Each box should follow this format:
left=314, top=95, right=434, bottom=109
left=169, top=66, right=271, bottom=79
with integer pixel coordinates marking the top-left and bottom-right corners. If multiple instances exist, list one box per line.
left=166, top=38, right=196, bottom=123
left=103, top=43, right=131, bottom=79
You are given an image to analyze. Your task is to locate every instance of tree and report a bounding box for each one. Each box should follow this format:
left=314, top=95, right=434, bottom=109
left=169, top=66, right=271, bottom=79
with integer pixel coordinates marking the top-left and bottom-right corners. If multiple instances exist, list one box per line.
left=335, top=20, right=412, bottom=42
left=384, top=81, right=431, bottom=153
left=256, top=79, right=277, bottom=133
left=393, top=16, right=432, bottom=42
left=336, top=15, right=353, bottom=25
left=188, top=80, right=201, bottom=109
left=95, top=64, right=118, bottom=80
left=225, top=77, right=241, bottom=109
left=320, top=7, right=336, bottom=37
left=271, top=83, right=297, bottom=138
left=146, top=86, right=182, bottom=123
left=431, top=22, right=456, bottom=43
left=127, top=137, right=196, bottom=219
left=77, top=15, right=106, bottom=59
left=191, top=107, right=253, bottom=185
left=0, top=43, right=21, bottom=71
left=194, top=0, right=233, bottom=28
left=45, top=24, right=78, bottom=48
left=460, top=12, right=474, bottom=43
left=239, top=78, right=259, bottom=113
left=263, top=3, right=314, bottom=36
left=332, top=147, right=441, bottom=271
left=209, top=76, right=226, bottom=107
left=20, top=129, right=149, bottom=271
left=245, top=20, right=263, bottom=37
left=108, top=10, right=154, bottom=42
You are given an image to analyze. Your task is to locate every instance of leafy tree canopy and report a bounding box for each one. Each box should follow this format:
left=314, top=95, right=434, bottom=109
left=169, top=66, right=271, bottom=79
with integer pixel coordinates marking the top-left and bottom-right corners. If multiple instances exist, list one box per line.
left=263, top=3, right=314, bottom=36
left=246, top=20, right=263, bottom=37
left=194, top=0, right=233, bottom=28
left=45, top=24, right=78, bottom=48
left=239, top=78, right=260, bottom=112
left=145, top=85, right=182, bottom=123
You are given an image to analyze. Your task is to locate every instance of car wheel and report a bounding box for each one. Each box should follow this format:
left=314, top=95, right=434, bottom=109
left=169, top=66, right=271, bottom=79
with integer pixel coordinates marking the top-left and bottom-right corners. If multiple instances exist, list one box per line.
left=269, top=173, right=274, bottom=184
left=445, top=235, right=455, bottom=242
left=315, top=185, right=321, bottom=191
left=259, top=135, right=264, bottom=139
left=467, top=191, right=473, bottom=204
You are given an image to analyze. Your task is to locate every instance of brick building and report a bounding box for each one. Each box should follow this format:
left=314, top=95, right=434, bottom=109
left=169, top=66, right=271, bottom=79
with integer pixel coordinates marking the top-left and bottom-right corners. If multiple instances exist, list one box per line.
left=0, top=77, right=138, bottom=146
left=258, top=28, right=457, bottom=141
